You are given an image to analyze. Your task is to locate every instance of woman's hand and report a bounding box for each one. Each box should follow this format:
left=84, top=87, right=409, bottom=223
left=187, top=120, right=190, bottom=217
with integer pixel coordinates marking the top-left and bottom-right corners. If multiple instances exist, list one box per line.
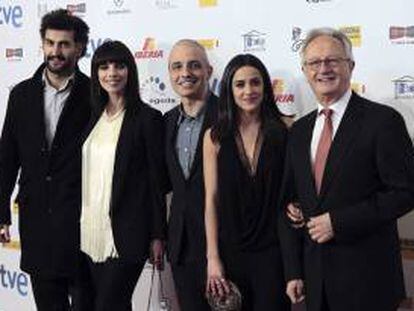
left=286, top=202, right=305, bottom=228
left=206, top=256, right=230, bottom=297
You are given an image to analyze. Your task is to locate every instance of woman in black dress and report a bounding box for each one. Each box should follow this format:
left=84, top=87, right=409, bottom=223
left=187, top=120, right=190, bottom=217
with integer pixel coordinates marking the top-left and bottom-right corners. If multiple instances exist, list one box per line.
left=204, top=54, right=301, bottom=310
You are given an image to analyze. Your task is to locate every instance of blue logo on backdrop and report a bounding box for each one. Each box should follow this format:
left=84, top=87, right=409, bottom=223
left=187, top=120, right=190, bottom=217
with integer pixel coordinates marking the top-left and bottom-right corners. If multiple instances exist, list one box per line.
left=0, top=264, right=29, bottom=296
left=85, top=38, right=111, bottom=58
left=393, top=76, right=414, bottom=99
left=0, top=1, right=23, bottom=28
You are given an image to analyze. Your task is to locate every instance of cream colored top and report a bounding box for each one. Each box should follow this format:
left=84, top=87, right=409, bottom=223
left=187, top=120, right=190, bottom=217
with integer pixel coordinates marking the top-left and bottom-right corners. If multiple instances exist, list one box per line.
left=81, top=109, right=125, bottom=262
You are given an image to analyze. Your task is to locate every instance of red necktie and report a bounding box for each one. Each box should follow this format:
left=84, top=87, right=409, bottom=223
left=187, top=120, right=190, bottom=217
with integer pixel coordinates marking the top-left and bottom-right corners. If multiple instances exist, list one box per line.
left=314, top=109, right=333, bottom=194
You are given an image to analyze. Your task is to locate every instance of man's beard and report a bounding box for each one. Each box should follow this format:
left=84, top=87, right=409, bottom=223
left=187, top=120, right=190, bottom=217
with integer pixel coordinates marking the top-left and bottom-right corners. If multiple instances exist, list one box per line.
left=45, top=55, right=74, bottom=75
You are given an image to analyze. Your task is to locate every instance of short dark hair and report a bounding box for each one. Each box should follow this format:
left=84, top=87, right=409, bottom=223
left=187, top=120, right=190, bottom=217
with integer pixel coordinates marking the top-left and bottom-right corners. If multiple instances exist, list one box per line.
left=211, top=54, right=285, bottom=143
left=40, top=9, right=89, bottom=57
left=91, top=40, right=142, bottom=116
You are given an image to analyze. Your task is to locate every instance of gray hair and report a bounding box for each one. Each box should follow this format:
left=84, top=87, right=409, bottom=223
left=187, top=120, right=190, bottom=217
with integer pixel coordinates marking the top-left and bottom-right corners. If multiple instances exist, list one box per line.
left=169, top=39, right=210, bottom=66
left=300, top=27, right=354, bottom=64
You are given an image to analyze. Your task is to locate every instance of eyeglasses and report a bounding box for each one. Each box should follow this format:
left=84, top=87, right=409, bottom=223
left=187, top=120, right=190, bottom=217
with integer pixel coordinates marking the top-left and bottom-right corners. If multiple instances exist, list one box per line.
left=303, top=57, right=351, bottom=70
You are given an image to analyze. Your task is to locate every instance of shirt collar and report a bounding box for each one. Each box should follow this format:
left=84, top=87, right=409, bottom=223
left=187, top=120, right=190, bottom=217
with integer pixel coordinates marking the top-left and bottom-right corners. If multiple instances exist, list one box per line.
left=176, top=99, right=207, bottom=125
left=42, top=69, right=75, bottom=92
left=316, top=88, right=351, bottom=117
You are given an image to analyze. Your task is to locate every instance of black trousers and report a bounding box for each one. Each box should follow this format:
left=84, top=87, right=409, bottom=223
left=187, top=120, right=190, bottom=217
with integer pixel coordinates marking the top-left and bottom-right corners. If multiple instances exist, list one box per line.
left=30, top=273, right=83, bottom=311
left=77, top=252, right=145, bottom=311
left=171, top=259, right=210, bottom=311
left=222, top=246, right=290, bottom=311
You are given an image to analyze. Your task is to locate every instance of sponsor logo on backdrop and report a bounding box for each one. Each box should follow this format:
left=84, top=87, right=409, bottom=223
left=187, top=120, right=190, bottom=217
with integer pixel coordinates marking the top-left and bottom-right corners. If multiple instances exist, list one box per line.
left=0, top=2, right=23, bottom=28
left=155, top=0, right=178, bottom=9
left=0, top=264, right=28, bottom=296
left=351, top=82, right=366, bottom=94
left=141, top=76, right=176, bottom=105
left=85, top=38, right=111, bottom=58
left=338, top=25, right=362, bottom=47
left=272, top=79, right=295, bottom=104
left=242, top=30, right=266, bottom=52
left=291, top=27, right=305, bottom=52
left=197, top=39, right=219, bottom=50
left=135, top=38, right=164, bottom=59
left=199, top=0, right=217, bottom=7
left=37, top=1, right=60, bottom=18
left=393, top=76, right=414, bottom=99
left=107, top=0, right=131, bottom=15
left=5, top=48, right=23, bottom=61
left=67, top=3, right=86, bottom=17
left=389, top=26, right=414, bottom=44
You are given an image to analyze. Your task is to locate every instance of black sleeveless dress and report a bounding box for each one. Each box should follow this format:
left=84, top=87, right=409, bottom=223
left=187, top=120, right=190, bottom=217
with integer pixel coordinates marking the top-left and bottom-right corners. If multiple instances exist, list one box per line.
left=216, top=120, right=290, bottom=310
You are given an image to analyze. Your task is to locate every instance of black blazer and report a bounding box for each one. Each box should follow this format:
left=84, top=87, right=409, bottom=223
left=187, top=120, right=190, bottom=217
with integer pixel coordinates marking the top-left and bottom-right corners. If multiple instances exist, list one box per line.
left=164, top=94, right=218, bottom=264
left=0, top=64, right=91, bottom=277
left=285, top=92, right=414, bottom=311
left=82, top=103, right=167, bottom=263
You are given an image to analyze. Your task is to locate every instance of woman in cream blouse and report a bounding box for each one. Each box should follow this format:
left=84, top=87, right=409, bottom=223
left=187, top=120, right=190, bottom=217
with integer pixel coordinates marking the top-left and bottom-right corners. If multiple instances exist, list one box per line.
left=79, top=40, right=167, bottom=311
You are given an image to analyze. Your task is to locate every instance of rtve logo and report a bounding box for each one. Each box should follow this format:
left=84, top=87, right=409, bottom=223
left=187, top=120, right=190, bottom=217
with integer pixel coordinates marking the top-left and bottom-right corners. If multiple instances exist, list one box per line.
left=0, top=1, right=23, bottom=28
left=0, top=263, right=29, bottom=296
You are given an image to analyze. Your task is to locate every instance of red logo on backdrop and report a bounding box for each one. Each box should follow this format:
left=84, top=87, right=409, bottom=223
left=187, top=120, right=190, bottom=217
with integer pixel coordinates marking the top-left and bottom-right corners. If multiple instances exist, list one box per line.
left=135, top=38, right=164, bottom=59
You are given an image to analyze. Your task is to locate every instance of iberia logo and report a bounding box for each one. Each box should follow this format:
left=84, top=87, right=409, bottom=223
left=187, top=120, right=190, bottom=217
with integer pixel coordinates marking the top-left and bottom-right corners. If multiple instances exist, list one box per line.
left=135, top=38, right=164, bottom=59
left=197, top=39, right=219, bottom=50
left=272, top=79, right=294, bottom=104
left=338, top=25, right=361, bottom=47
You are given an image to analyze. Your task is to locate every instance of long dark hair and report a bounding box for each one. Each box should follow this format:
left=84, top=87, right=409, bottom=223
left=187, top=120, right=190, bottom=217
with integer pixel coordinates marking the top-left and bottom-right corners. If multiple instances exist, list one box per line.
left=91, top=40, right=142, bottom=116
left=211, top=54, right=284, bottom=143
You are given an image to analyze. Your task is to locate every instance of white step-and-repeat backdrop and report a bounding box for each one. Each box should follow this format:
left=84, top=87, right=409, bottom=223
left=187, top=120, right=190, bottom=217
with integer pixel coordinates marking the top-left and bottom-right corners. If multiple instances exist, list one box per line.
left=1, top=0, right=413, bottom=310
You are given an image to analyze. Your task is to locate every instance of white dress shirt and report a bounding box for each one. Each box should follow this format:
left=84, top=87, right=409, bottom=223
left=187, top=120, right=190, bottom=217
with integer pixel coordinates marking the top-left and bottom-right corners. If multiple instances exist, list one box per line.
left=310, top=89, right=352, bottom=163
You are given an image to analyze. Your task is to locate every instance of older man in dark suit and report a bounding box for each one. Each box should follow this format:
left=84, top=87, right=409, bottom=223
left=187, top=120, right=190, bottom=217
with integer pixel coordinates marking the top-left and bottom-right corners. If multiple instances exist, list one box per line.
left=284, top=27, right=414, bottom=311
left=164, top=39, right=217, bottom=310
left=0, top=9, right=90, bottom=310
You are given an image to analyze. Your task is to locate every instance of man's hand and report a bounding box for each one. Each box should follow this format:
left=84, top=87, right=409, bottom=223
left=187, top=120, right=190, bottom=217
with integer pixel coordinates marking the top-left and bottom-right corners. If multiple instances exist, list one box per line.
left=307, top=212, right=334, bottom=243
left=0, top=225, right=10, bottom=243
left=149, top=239, right=165, bottom=270
left=286, top=279, right=305, bottom=303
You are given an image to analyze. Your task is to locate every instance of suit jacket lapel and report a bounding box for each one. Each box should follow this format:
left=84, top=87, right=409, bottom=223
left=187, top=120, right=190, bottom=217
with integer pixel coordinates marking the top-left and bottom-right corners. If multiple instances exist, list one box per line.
left=300, top=111, right=319, bottom=205
left=32, top=79, right=48, bottom=149
left=52, top=69, right=83, bottom=146
left=319, top=92, right=364, bottom=197
left=167, top=108, right=187, bottom=182
left=28, top=65, right=49, bottom=149
left=188, top=94, right=217, bottom=179
left=110, top=108, right=134, bottom=212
